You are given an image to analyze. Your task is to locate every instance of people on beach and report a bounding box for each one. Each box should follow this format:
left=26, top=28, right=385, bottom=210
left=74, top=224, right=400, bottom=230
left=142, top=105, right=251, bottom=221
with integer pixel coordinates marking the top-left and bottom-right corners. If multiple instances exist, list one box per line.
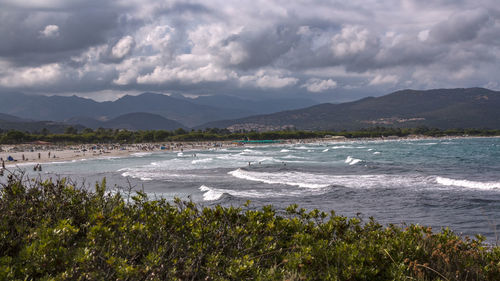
left=33, top=164, right=42, bottom=171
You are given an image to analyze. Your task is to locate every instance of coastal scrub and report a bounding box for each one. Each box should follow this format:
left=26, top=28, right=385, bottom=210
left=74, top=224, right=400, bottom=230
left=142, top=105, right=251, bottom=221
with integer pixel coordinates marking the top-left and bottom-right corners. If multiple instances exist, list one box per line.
left=0, top=175, right=499, bottom=280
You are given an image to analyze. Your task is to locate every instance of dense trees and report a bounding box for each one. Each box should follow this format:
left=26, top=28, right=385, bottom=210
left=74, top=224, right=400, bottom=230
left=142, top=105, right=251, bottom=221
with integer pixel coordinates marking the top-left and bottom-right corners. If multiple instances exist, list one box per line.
left=0, top=127, right=499, bottom=144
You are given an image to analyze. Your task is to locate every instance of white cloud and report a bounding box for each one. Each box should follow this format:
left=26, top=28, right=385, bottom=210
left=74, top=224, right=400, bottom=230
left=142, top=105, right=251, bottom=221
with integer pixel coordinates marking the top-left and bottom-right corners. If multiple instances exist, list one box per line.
left=239, top=70, right=298, bottom=89
left=484, top=81, right=499, bottom=90
left=39, top=25, right=59, bottom=38
left=111, top=36, right=135, bottom=60
left=0, top=63, right=62, bottom=87
left=113, top=67, right=138, bottom=85
left=187, top=24, right=248, bottom=66
left=301, top=78, right=338, bottom=92
left=369, top=74, right=399, bottom=85
left=331, top=25, right=370, bottom=57
left=1, top=0, right=500, bottom=100
left=141, top=25, right=174, bottom=51
left=418, top=30, right=429, bottom=42
left=137, top=63, right=235, bottom=85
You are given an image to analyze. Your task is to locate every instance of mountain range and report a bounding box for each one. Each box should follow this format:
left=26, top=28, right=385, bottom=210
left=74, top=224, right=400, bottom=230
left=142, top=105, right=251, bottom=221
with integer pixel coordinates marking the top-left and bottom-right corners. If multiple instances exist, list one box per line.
left=0, top=92, right=316, bottom=128
left=199, top=88, right=500, bottom=131
left=0, top=113, right=84, bottom=134
left=1, top=88, right=499, bottom=133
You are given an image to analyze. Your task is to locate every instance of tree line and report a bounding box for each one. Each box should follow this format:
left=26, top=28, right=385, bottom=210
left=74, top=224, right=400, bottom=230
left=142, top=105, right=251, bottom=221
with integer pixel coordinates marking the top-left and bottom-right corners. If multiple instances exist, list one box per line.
left=0, top=126, right=500, bottom=144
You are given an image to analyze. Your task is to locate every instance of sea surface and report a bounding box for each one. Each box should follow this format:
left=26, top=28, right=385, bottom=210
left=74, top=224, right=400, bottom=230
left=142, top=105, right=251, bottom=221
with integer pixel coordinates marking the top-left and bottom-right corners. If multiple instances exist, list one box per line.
left=9, top=137, right=500, bottom=242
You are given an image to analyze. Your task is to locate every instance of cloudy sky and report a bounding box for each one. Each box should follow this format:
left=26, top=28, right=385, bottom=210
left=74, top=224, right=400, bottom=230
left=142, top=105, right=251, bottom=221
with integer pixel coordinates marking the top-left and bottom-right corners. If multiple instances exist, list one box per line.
left=0, top=0, right=499, bottom=102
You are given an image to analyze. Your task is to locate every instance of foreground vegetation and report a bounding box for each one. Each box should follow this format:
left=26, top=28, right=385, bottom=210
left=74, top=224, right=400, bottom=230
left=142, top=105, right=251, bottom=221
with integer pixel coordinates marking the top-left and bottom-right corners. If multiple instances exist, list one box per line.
left=1, top=127, right=500, bottom=144
left=1, top=176, right=499, bottom=280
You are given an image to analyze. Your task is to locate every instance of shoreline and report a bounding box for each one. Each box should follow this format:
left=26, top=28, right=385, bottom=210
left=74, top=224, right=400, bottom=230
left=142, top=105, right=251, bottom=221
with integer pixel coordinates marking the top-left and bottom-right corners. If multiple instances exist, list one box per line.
left=1, top=135, right=496, bottom=169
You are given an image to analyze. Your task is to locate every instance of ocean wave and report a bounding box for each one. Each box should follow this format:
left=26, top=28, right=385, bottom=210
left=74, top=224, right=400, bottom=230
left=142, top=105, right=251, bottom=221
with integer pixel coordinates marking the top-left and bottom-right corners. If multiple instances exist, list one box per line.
left=412, top=142, right=438, bottom=146
left=322, top=148, right=329, bottom=152
left=281, top=154, right=305, bottom=159
left=228, top=168, right=329, bottom=188
left=198, top=184, right=313, bottom=200
left=199, top=185, right=224, bottom=201
left=120, top=170, right=153, bottom=181
left=192, top=158, right=213, bottom=164
left=131, top=152, right=152, bottom=157
left=120, top=167, right=207, bottom=181
left=293, top=146, right=310, bottom=150
left=280, top=149, right=290, bottom=152
left=345, top=156, right=362, bottom=165
left=228, top=169, right=431, bottom=190
left=436, top=177, right=500, bottom=190
left=330, top=145, right=367, bottom=150
left=239, top=149, right=264, bottom=155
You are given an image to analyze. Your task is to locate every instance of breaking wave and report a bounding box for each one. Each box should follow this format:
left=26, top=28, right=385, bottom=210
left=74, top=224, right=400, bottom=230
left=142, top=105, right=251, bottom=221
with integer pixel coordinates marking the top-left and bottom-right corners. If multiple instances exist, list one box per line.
left=436, top=177, right=500, bottom=190
left=345, top=156, right=362, bottom=165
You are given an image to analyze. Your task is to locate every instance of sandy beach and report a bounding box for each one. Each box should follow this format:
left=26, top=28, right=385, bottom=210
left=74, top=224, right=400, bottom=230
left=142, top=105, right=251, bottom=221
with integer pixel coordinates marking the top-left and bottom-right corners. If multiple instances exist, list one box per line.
left=0, top=141, right=244, bottom=169
left=0, top=134, right=476, bottom=170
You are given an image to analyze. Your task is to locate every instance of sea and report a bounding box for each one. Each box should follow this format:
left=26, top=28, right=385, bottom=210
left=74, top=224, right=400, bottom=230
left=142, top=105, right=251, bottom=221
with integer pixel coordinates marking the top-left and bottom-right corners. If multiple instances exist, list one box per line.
left=8, top=137, right=500, bottom=242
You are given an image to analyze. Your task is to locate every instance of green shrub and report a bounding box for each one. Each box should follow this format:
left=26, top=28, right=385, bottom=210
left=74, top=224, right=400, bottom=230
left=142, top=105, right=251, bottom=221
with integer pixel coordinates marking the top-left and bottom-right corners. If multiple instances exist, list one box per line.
left=0, top=175, right=499, bottom=280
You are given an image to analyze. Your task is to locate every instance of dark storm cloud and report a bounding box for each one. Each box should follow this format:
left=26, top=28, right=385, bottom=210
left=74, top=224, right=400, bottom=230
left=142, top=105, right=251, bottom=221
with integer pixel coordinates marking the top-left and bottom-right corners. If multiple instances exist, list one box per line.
left=230, top=25, right=302, bottom=70
left=0, top=0, right=499, bottom=101
left=429, top=9, right=491, bottom=43
left=0, top=0, right=130, bottom=66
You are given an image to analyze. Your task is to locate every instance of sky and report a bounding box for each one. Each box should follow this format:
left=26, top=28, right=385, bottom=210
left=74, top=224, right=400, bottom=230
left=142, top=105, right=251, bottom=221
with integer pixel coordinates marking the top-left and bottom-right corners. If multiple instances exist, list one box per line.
left=0, top=0, right=499, bottom=102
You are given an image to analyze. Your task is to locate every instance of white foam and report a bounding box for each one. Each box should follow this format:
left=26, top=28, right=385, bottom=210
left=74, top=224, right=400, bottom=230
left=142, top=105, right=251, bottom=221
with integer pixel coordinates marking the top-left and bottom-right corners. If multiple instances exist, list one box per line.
left=282, top=154, right=305, bottom=159
left=228, top=168, right=330, bottom=188
left=228, top=168, right=430, bottom=190
left=280, top=149, right=290, bottom=152
left=239, top=150, right=260, bottom=155
left=294, top=146, right=309, bottom=150
left=177, top=152, right=184, bottom=157
left=436, top=177, right=500, bottom=190
left=120, top=171, right=153, bottom=181
left=322, top=148, right=329, bottom=152
left=192, top=158, right=213, bottom=164
left=345, top=156, right=362, bottom=165
left=199, top=185, right=308, bottom=200
left=199, top=185, right=224, bottom=201
left=413, top=142, right=438, bottom=146
left=131, top=152, right=152, bottom=157
left=331, top=145, right=367, bottom=150
left=331, top=145, right=356, bottom=150
left=373, top=152, right=381, bottom=155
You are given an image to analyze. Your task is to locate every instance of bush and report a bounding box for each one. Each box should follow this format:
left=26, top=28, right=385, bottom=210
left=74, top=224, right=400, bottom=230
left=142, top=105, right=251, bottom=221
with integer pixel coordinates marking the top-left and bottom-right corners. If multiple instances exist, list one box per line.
left=0, top=175, right=499, bottom=280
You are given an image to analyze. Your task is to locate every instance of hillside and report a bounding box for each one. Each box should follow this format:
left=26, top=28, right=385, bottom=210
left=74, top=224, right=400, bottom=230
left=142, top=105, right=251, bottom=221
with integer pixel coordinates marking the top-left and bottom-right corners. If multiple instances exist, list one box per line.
left=101, top=112, right=186, bottom=131
left=0, top=92, right=102, bottom=122
left=199, top=88, right=500, bottom=130
left=0, top=92, right=318, bottom=128
left=186, top=94, right=318, bottom=115
left=0, top=117, right=84, bottom=134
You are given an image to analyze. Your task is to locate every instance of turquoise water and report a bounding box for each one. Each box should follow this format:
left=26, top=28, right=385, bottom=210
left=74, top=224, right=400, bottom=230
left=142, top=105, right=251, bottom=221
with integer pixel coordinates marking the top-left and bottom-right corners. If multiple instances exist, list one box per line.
left=7, top=137, right=500, bottom=242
